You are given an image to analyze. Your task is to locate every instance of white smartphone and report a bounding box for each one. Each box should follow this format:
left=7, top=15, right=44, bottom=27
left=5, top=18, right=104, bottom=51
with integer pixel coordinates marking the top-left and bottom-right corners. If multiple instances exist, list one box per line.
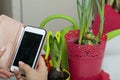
left=10, top=25, right=46, bottom=74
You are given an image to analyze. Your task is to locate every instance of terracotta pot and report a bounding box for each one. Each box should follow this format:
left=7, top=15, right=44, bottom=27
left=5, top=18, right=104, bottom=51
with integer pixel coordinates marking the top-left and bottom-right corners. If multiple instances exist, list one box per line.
left=65, top=30, right=107, bottom=80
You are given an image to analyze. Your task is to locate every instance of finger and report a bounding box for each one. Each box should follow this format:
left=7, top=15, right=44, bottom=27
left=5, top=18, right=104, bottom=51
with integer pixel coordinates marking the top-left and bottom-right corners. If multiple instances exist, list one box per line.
left=14, top=69, right=23, bottom=80
left=0, top=69, right=14, bottom=78
left=37, top=56, right=47, bottom=70
left=0, top=74, right=8, bottom=79
left=19, top=61, right=32, bottom=74
left=35, top=56, right=41, bottom=69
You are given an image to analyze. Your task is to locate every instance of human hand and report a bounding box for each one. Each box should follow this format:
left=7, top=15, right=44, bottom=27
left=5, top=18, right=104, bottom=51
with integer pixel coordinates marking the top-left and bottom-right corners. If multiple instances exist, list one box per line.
left=0, top=69, right=14, bottom=79
left=0, top=46, right=14, bottom=79
left=14, top=56, right=48, bottom=80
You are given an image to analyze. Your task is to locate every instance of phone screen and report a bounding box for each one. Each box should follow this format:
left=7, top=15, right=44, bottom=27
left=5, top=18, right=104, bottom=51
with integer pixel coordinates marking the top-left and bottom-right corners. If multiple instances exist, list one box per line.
left=13, top=31, right=43, bottom=67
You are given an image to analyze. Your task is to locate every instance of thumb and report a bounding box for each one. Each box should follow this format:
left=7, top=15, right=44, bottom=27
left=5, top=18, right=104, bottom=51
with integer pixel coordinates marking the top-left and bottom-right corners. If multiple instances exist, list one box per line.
left=19, top=61, right=32, bottom=74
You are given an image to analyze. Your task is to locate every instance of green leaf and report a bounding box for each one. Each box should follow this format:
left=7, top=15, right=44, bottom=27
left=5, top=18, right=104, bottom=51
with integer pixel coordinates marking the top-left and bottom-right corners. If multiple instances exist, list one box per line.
left=49, top=31, right=62, bottom=71
left=45, top=31, right=52, bottom=60
left=49, top=36, right=59, bottom=69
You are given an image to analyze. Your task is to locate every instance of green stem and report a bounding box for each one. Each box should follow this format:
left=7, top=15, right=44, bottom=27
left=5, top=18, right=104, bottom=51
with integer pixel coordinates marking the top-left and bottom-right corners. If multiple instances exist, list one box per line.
left=96, top=0, right=105, bottom=42
left=79, top=0, right=86, bottom=44
left=86, top=0, right=93, bottom=33
left=77, top=0, right=81, bottom=26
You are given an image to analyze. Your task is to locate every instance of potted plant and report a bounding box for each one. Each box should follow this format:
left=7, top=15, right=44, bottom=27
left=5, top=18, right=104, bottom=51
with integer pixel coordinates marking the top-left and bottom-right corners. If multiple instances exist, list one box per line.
left=64, top=0, right=110, bottom=80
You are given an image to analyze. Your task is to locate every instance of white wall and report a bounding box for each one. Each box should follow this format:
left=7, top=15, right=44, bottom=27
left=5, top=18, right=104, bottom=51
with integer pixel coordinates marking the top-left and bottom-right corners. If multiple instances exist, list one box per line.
left=11, top=0, right=21, bottom=22
left=21, top=0, right=79, bottom=33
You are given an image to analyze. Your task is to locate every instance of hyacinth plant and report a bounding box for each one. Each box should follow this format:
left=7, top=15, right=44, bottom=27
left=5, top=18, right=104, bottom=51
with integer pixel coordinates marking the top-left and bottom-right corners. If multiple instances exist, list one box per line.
left=77, top=0, right=105, bottom=45
left=65, top=0, right=106, bottom=79
left=46, top=31, right=70, bottom=80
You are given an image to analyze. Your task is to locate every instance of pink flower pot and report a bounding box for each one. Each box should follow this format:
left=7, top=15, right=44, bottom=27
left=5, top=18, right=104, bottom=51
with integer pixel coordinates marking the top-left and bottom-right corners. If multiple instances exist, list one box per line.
left=65, top=30, right=107, bottom=80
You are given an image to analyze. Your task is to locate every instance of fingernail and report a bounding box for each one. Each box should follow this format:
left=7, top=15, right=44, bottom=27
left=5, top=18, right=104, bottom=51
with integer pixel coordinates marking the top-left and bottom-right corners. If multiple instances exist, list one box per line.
left=14, top=68, right=17, bottom=72
left=11, top=73, right=14, bottom=76
left=19, top=61, right=24, bottom=66
left=0, top=46, right=6, bottom=51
